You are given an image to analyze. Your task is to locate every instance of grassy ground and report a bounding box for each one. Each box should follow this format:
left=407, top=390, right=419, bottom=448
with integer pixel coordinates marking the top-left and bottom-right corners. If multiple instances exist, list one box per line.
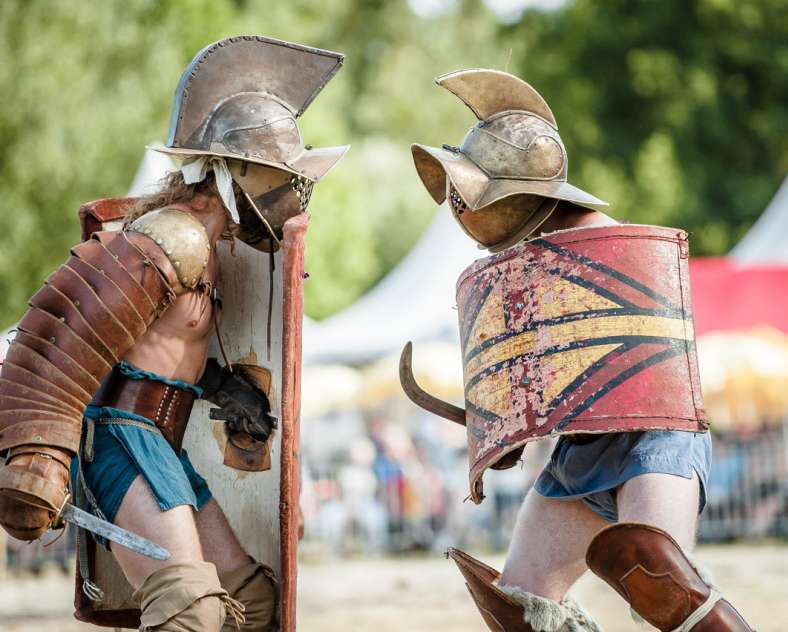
left=1, top=544, right=786, bottom=631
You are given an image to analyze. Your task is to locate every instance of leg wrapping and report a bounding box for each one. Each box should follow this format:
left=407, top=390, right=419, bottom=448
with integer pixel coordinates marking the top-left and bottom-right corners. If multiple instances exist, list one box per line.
left=134, top=561, right=244, bottom=632
left=219, top=560, right=278, bottom=631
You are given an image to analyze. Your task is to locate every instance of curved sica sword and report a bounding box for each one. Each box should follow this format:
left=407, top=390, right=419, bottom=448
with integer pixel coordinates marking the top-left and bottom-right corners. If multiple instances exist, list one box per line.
left=398, top=341, right=466, bottom=426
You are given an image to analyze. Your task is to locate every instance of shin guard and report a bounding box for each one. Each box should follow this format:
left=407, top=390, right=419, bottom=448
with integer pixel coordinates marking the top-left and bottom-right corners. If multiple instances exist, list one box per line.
left=586, top=523, right=752, bottom=631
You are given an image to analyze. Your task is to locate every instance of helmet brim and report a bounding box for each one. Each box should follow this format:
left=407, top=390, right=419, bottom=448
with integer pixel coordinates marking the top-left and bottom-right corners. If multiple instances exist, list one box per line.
left=411, top=143, right=608, bottom=211
left=148, top=143, right=350, bottom=182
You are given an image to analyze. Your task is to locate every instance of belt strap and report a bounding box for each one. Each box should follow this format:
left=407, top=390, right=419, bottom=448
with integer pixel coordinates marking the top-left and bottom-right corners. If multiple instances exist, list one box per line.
left=90, top=367, right=197, bottom=452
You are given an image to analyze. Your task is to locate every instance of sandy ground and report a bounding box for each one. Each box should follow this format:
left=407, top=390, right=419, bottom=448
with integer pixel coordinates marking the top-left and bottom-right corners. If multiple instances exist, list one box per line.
left=1, top=544, right=786, bottom=631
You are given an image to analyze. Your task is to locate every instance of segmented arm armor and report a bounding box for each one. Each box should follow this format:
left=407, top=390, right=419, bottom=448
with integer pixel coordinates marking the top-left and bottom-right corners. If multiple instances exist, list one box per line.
left=0, top=230, right=178, bottom=537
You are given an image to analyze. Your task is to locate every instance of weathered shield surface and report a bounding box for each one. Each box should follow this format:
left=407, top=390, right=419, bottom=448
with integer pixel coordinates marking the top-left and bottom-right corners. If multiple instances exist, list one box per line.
left=456, top=224, right=707, bottom=503
left=74, top=199, right=305, bottom=630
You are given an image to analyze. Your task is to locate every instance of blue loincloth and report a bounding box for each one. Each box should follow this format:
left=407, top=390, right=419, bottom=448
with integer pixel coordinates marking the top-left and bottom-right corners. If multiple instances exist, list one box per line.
left=70, top=362, right=211, bottom=546
left=534, top=430, right=711, bottom=523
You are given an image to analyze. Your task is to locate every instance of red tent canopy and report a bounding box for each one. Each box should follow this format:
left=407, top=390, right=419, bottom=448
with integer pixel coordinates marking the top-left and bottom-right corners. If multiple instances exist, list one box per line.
left=689, top=257, right=788, bottom=336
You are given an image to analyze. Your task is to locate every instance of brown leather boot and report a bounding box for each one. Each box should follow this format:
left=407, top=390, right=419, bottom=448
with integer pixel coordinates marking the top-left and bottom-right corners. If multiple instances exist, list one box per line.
left=447, top=548, right=602, bottom=632
left=586, top=523, right=753, bottom=631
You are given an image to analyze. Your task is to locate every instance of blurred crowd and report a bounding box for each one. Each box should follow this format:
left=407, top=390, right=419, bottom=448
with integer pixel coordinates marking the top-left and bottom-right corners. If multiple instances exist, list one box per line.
left=298, top=405, right=788, bottom=558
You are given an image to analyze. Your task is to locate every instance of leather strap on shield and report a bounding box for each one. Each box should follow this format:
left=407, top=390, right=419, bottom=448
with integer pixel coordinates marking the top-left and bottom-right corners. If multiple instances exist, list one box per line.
left=587, top=523, right=753, bottom=631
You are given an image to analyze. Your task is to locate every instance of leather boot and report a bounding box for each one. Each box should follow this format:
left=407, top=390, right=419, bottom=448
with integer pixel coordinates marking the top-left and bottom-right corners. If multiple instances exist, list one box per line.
left=586, top=523, right=753, bottom=631
left=447, top=548, right=602, bottom=632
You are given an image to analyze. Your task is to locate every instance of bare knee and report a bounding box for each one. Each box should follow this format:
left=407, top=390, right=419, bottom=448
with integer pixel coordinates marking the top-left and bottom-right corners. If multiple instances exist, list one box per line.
left=617, top=471, right=700, bottom=550
left=500, top=491, right=606, bottom=600
left=195, top=499, right=250, bottom=575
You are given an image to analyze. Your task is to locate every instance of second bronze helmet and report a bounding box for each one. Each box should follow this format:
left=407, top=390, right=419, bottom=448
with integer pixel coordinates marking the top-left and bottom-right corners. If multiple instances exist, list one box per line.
left=412, top=69, right=607, bottom=252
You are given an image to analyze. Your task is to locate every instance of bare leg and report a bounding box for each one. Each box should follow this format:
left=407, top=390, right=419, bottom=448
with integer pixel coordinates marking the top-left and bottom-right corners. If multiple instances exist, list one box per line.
left=195, top=498, right=250, bottom=574
left=499, top=489, right=607, bottom=600
left=112, top=475, right=204, bottom=588
left=617, top=471, right=700, bottom=550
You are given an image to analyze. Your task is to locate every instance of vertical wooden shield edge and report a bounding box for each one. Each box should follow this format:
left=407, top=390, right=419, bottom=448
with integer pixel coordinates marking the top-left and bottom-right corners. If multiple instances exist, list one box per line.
left=279, top=212, right=308, bottom=631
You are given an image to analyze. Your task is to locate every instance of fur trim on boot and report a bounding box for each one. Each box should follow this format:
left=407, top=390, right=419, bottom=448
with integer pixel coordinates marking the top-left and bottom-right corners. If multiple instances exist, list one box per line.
left=560, top=598, right=604, bottom=632
left=498, top=586, right=604, bottom=632
left=498, top=586, right=566, bottom=631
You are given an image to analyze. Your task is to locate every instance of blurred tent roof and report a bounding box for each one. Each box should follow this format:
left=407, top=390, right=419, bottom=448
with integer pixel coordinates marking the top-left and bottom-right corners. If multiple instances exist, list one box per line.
left=730, top=175, right=788, bottom=264
left=303, top=207, right=480, bottom=365
left=128, top=145, right=174, bottom=196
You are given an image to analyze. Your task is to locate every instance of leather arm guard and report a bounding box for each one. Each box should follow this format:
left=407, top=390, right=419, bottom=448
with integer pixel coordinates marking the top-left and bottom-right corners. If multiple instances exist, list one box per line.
left=0, top=230, right=178, bottom=540
left=198, top=359, right=278, bottom=443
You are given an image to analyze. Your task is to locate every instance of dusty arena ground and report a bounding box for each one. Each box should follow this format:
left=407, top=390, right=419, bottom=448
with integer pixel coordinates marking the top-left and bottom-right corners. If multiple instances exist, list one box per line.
left=1, top=544, right=786, bottom=631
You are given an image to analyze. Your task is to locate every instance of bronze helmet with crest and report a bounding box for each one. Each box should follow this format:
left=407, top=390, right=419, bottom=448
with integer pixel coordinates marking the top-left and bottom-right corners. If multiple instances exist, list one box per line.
left=412, top=69, right=607, bottom=252
left=152, top=35, right=349, bottom=250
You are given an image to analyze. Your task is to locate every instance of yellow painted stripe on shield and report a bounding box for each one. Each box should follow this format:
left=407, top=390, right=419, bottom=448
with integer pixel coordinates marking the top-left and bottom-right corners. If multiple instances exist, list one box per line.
left=464, top=315, right=693, bottom=383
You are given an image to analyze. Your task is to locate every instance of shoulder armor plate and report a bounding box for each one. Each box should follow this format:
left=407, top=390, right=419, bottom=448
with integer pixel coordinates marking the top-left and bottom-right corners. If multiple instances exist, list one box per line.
left=127, top=209, right=210, bottom=289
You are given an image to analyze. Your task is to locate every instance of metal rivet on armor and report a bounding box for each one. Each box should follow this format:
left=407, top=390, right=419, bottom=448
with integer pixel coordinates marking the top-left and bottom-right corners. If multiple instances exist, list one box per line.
left=156, top=238, right=162, bottom=244
left=59, top=316, right=65, bottom=322
left=49, top=337, right=56, bottom=343
left=74, top=299, right=80, bottom=307
left=174, top=261, right=181, bottom=267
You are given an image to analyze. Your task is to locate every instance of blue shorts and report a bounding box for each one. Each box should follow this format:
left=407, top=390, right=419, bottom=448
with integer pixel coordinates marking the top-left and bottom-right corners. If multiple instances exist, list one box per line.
left=534, top=430, right=711, bottom=523
left=70, top=366, right=211, bottom=544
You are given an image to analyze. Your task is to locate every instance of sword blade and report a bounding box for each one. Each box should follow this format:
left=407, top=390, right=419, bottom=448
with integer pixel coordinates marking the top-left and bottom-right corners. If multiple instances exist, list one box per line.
left=60, top=503, right=170, bottom=561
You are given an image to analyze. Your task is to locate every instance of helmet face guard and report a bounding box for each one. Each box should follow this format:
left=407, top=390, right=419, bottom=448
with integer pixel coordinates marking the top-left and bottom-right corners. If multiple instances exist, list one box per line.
left=446, top=181, right=558, bottom=252
left=228, top=160, right=314, bottom=251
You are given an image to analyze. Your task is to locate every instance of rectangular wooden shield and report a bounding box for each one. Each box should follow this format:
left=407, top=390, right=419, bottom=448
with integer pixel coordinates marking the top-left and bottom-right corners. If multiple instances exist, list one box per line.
left=74, top=198, right=305, bottom=630
left=456, top=224, right=708, bottom=503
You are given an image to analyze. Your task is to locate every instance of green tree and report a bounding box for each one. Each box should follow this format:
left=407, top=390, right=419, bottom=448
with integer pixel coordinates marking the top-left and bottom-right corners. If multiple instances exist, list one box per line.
left=1, top=0, right=785, bottom=328
left=499, top=0, right=788, bottom=254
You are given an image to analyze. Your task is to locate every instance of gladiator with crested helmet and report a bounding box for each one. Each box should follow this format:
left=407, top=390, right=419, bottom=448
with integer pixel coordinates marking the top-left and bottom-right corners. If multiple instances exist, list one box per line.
left=401, top=69, right=753, bottom=632
left=0, top=35, right=347, bottom=632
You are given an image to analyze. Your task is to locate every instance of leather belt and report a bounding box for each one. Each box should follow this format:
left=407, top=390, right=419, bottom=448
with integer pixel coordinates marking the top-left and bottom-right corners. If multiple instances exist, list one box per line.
left=90, top=366, right=197, bottom=452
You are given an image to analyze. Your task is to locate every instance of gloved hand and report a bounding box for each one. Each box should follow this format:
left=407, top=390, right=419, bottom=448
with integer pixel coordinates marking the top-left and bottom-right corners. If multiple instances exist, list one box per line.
left=198, top=359, right=278, bottom=443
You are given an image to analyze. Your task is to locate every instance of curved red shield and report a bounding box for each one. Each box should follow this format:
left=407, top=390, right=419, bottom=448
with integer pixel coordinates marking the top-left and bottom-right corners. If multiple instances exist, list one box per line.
left=456, top=225, right=707, bottom=503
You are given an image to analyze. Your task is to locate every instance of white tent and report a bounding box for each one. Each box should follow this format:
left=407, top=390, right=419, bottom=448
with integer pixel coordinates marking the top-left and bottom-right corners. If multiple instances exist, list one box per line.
left=730, top=175, right=788, bottom=264
left=303, top=207, right=481, bottom=365
left=128, top=146, right=175, bottom=196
